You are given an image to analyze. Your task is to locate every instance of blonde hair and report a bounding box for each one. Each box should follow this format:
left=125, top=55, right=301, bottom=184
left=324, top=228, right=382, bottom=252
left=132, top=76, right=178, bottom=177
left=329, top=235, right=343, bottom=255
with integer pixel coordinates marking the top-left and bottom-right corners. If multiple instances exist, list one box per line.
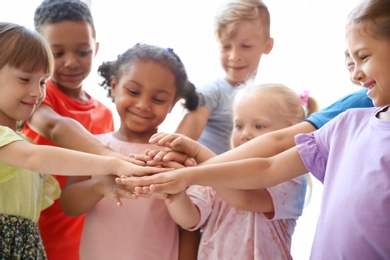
left=233, top=82, right=319, bottom=206
left=214, top=0, right=271, bottom=40
left=0, top=22, right=53, bottom=76
left=233, top=82, right=319, bottom=126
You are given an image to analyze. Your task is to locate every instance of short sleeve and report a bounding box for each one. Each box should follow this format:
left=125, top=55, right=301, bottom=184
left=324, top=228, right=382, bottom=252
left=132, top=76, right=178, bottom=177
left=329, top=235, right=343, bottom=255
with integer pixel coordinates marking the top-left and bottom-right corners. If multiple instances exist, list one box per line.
left=0, top=127, right=25, bottom=183
left=295, top=133, right=328, bottom=183
left=41, top=174, right=61, bottom=210
left=186, top=185, right=216, bottom=231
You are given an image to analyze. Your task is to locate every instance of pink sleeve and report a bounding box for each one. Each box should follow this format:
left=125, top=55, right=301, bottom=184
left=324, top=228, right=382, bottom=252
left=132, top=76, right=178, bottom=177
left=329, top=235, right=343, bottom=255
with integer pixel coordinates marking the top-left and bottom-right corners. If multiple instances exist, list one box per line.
left=186, top=185, right=216, bottom=231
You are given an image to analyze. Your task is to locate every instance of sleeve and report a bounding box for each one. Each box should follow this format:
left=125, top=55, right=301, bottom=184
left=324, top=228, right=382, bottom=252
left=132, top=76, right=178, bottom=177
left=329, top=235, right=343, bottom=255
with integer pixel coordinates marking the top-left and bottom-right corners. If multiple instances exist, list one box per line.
left=197, top=81, right=222, bottom=114
left=295, top=133, right=328, bottom=183
left=306, top=88, right=373, bottom=129
left=268, top=175, right=307, bottom=220
left=186, top=185, right=216, bottom=231
left=0, top=127, right=25, bottom=183
left=41, top=174, right=61, bottom=210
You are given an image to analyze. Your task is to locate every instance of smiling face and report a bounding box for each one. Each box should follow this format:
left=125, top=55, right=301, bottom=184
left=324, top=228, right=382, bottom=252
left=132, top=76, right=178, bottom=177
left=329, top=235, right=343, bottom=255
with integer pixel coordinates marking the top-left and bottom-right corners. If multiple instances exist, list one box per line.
left=0, top=65, right=47, bottom=129
left=111, top=60, right=177, bottom=143
left=218, top=19, right=273, bottom=86
left=348, top=23, right=390, bottom=107
left=231, top=92, right=290, bottom=148
left=40, top=20, right=98, bottom=96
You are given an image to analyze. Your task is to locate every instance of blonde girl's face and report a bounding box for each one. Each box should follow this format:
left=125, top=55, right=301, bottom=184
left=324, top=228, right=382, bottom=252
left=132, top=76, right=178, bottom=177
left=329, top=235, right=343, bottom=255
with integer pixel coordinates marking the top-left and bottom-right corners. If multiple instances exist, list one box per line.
left=348, top=24, right=390, bottom=106
left=40, top=21, right=98, bottom=94
left=231, top=94, right=289, bottom=148
left=111, top=60, right=177, bottom=143
left=0, top=65, right=47, bottom=129
left=218, top=19, right=273, bottom=86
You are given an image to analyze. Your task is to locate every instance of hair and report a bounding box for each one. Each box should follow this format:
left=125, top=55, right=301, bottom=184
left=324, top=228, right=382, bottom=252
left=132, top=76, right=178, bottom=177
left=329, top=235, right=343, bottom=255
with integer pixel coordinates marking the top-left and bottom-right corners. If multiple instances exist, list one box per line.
left=233, top=82, right=319, bottom=126
left=98, top=43, right=199, bottom=111
left=0, top=22, right=53, bottom=75
left=346, top=0, right=390, bottom=41
left=214, top=0, right=271, bottom=40
left=34, top=0, right=96, bottom=38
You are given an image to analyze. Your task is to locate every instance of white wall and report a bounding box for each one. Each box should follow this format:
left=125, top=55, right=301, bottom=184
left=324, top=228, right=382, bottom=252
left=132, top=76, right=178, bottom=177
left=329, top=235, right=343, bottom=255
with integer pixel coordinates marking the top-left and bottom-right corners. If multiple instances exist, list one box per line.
left=1, top=0, right=363, bottom=259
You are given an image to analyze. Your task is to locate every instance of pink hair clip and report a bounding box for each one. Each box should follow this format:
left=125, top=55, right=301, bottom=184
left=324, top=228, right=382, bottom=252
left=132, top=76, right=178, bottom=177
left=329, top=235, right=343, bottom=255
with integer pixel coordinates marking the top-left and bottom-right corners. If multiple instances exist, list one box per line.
left=300, top=90, right=310, bottom=108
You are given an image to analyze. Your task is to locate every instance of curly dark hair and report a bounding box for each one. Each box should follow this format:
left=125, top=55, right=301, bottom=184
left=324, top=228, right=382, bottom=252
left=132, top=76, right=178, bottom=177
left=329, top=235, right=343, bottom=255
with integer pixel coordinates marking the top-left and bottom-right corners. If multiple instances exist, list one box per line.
left=98, top=43, right=199, bottom=111
left=34, top=0, right=96, bottom=38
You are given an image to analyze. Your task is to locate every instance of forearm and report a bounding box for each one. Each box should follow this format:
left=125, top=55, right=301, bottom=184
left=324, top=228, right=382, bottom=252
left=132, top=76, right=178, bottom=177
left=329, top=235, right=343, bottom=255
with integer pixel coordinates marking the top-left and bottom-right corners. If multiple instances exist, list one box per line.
left=3, top=141, right=127, bottom=176
left=60, top=176, right=103, bottom=216
left=167, top=191, right=200, bottom=229
left=201, top=121, right=315, bottom=165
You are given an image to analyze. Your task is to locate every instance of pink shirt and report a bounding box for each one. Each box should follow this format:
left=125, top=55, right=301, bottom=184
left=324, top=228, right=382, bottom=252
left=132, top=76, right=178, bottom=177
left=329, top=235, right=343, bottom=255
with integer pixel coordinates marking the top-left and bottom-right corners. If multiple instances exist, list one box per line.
left=187, top=175, right=306, bottom=259
left=79, top=133, right=179, bottom=260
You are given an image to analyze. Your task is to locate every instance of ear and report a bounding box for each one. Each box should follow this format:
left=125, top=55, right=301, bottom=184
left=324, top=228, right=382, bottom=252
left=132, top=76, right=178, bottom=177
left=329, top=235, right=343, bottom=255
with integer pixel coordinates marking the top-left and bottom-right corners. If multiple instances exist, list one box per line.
left=263, top=37, right=274, bottom=55
left=110, top=77, right=117, bottom=99
left=94, top=42, right=100, bottom=57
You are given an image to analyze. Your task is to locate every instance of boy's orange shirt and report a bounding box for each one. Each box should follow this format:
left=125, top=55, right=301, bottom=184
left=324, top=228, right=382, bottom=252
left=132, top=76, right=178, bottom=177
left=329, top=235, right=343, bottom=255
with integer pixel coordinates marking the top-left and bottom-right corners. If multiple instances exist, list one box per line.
left=22, top=80, right=114, bottom=260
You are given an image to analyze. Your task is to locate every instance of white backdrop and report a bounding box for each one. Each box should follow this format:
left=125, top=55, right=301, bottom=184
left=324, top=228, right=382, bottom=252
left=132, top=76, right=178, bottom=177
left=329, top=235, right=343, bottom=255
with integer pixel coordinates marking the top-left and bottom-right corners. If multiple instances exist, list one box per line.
left=1, top=0, right=363, bottom=258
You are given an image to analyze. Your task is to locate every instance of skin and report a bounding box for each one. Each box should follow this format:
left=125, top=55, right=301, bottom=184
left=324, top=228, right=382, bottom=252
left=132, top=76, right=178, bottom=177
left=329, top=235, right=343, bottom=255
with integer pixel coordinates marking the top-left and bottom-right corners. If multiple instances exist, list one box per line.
left=25, top=20, right=119, bottom=158
left=61, top=60, right=199, bottom=260
left=175, top=18, right=274, bottom=141
left=117, top=21, right=390, bottom=197
left=0, top=65, right=164, bottom=178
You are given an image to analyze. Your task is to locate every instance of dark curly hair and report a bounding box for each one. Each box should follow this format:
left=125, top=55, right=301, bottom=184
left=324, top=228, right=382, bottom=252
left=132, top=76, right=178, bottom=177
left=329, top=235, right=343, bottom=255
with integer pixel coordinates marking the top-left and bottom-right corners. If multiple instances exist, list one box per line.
left=34, top=0, right=96, bottom=38
left=98, top=43, right=199, bottom=111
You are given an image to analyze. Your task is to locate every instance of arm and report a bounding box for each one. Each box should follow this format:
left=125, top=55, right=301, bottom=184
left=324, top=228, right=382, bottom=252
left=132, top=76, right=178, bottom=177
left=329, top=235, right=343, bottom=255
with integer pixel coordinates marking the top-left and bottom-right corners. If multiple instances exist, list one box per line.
left=27, top=104, right=120, bottom=157
left=178, top=228, right=200, bottom=260
left=0, top=139, right=166, bottom=177
left=165, top=191, right=201, bottom=230
left=117, top=146, right=308, bottom=194
left=60, top=175, right=135, bottom=216
left=175, top=106, right=209, bottom=141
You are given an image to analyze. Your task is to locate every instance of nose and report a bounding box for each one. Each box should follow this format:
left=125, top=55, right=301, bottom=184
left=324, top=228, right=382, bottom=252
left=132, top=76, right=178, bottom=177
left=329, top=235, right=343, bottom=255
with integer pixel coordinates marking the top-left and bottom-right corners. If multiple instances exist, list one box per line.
left=63, top=53, right=80, bottom=68
left=135, top=97, right=151, bottom=111
left=228, top=47, right=242, bottom=62
left=351, top=64, right=364, bottom=84
left=240, top=129, right=254, bottom=141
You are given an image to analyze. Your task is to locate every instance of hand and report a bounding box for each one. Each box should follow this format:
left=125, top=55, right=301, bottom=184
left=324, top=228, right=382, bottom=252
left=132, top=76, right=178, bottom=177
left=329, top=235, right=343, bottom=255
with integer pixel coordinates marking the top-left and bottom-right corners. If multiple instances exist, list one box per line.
left=115, top=159, right=171, bottom=177
left=149, top=132, right=201, bottom=159
left=95, top=175, right=138, bottom=207
left=115, top=167, right=190, bottom=195
left=145, top=149, right=197, bottom=167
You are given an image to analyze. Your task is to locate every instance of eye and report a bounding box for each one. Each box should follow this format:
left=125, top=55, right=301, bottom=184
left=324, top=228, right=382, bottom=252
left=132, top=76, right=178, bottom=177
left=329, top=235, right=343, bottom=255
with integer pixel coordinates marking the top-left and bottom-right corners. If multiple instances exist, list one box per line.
left=255, top=124, right=265, bottom=130
left=153, top=97, right=166, bottom=104
left=360, top=55, right=369, bottom=61
left=52, top=51, right=64, bottom=58
left=242, top=44, right=252, bottom=49
left=234, top=124, right=242, bottom=130
left=40, top=80, right=47, bottom=88
left=127, top=89, right=140, bottom=96
left=19, top=77, right=30, bottom=83
left=78, top=49, right=92, bottom=57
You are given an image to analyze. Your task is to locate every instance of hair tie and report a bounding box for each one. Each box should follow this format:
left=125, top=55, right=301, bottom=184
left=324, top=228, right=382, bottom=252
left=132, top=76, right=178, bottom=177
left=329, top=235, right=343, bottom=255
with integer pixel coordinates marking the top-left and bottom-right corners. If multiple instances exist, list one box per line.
left=300, top=90, right=310, bottom=117
left=167, top=48, right=174, bottom=53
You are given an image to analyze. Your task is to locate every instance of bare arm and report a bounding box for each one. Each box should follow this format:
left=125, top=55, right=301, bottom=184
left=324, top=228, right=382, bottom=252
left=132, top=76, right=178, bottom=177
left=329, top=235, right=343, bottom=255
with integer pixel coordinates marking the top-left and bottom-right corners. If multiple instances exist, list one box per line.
left=175, top=106, right=209, bottom=140
left=201, top=121, right=316, bottom=164
left=166, top=191, right=201, bottom=230
left=60, top=175, right=135, bottom=216
left=178, top=228, right=200, bottom=260
left=27, top=104, right=119, bottom=157
left=0, top=140, right=166, bottom=177
left=117, top=146, right=308, bottom=194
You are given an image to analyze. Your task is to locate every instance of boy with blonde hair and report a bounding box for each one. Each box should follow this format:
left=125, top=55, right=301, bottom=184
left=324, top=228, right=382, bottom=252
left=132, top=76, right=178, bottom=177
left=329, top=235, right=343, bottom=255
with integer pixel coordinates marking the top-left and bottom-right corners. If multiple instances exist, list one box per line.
left=176, top=0, right=273, bottom=154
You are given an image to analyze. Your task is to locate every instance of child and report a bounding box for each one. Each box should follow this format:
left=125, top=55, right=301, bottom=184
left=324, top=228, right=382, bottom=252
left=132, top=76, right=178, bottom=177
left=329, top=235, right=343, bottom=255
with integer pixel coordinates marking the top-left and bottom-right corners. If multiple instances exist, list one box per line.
left=60, top=43, right=200, bottom=260
left=0, top=22, right=165, bottom=260
left=118, top=0, right=390, bottom=258
left=21, top=1, right=116, bottom=258
left=134, top=83, right=317, bottom=258
left=176, top=0, right=274, bottom=154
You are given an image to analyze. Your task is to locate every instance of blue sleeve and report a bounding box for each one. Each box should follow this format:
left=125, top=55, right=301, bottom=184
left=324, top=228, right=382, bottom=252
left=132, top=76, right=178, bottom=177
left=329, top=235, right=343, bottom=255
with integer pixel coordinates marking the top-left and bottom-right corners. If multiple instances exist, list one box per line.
left=305, top=88, right=373, bottom=129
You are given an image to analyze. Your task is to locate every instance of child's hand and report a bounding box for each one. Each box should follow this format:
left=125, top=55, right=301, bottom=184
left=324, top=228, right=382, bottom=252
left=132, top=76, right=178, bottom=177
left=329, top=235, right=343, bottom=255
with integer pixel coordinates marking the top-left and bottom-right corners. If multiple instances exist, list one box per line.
left=149, top=132, right=201, bottom=159
left=95, top=175, right=138, bottom=207
left=145, top=149, right=197, bottom=167
left=115, top=159, right=170, bottom=177
left=115, top=168, right=190, bottom=195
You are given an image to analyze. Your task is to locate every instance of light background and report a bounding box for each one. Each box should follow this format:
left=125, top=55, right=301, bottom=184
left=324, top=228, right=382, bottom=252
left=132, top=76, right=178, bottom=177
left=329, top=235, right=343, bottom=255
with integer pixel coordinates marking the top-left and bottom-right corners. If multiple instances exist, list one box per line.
left=1, top=0, right=363, bottom=258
